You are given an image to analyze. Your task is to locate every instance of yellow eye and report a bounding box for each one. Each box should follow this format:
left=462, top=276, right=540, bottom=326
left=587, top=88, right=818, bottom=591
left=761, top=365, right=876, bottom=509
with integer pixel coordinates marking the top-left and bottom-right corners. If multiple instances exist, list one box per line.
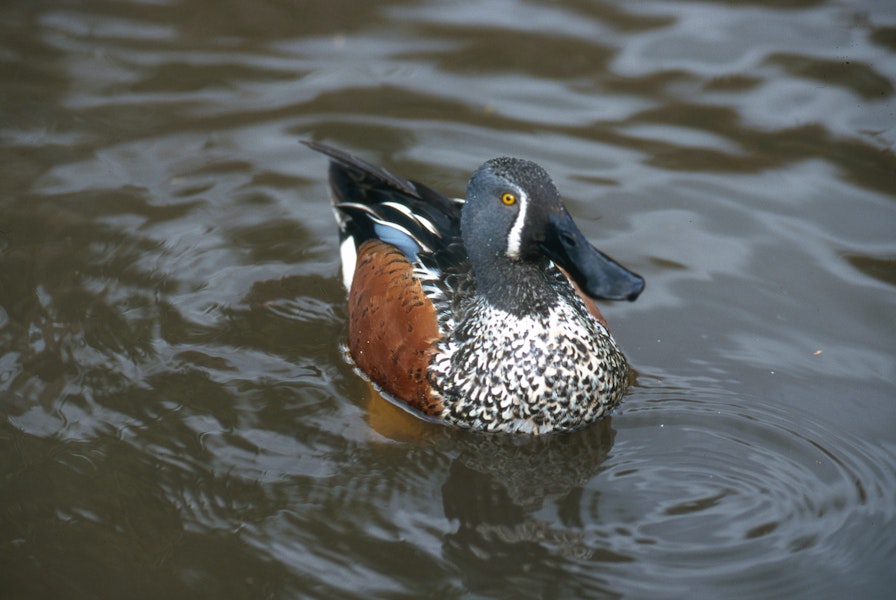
left=501, top=192, right=517, bottom=206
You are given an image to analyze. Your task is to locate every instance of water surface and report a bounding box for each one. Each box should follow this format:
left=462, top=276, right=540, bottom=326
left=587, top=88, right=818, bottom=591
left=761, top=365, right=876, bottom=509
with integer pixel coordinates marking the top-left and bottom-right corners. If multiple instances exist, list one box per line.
left=2, top=0, right=896, bottom=598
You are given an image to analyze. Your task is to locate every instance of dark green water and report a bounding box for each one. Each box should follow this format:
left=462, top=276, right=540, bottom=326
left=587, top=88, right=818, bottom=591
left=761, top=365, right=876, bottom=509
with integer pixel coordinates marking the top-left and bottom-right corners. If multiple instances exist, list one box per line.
left=2, top=1, right=895, bottom=598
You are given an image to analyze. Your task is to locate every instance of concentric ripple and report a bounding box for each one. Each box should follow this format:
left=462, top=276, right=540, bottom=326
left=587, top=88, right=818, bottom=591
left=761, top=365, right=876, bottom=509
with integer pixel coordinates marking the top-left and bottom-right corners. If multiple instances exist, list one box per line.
left=585, top=376, right=896, bottom=595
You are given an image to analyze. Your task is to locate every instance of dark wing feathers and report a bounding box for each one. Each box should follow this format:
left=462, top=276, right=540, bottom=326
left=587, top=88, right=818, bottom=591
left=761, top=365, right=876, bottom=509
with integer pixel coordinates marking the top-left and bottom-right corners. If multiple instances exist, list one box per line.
left=303, top=140, right=419, bottom=198
left=304, top=140, right=463, bottom=259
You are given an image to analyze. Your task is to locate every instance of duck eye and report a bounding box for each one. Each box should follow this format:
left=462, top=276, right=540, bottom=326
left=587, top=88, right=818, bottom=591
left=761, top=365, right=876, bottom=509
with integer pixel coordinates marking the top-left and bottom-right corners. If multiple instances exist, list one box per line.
left=501, top=192, right=517, bottom=206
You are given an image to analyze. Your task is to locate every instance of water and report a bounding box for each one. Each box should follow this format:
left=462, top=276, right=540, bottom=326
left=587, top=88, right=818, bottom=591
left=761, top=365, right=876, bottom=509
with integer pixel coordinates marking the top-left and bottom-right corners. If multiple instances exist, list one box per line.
left=2, top=0, right=895, bottom=598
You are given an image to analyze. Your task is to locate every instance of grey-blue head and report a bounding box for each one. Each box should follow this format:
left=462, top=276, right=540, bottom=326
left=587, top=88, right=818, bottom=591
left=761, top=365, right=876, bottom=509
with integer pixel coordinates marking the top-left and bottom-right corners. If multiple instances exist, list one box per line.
left=461, top=157, right=644, bottom=303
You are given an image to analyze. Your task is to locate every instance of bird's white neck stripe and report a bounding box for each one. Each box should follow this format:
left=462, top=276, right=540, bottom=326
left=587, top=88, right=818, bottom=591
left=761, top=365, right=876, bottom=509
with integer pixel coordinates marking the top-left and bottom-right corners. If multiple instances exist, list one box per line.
left=505, top=192, right=528, bottom=258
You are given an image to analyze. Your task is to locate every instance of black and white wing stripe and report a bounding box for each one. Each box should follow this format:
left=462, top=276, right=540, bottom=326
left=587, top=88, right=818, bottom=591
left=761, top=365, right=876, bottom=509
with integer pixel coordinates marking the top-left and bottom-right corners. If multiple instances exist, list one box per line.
left=304, top=140, right=466, bottom=288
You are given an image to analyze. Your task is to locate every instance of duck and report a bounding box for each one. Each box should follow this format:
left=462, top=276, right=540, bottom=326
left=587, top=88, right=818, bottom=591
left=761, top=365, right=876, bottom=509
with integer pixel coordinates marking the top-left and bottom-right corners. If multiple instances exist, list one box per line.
left=305, top=140, right=644, bottom=434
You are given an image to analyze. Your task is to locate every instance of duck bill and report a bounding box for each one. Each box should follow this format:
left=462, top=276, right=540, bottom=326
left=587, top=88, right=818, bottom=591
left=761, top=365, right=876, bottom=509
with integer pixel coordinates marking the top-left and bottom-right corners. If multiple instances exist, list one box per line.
left=542, top=211, right=644, bottom=301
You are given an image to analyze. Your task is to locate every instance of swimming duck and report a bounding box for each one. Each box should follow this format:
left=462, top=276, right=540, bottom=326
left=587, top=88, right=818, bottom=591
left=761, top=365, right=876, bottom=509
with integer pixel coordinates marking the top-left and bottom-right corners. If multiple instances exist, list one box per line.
left=305, top=141, right=644, bottom=434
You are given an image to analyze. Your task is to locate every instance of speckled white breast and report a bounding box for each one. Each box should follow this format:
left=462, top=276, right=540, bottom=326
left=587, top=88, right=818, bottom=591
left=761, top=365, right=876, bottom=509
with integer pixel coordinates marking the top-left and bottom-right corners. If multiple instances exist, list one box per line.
left=428, top=296, right=629, bottom=434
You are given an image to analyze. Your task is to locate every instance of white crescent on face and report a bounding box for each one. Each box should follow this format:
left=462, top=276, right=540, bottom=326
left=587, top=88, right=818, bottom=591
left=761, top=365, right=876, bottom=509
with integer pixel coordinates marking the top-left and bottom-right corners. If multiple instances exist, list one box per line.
left=504, top=188, right=529, bottom=259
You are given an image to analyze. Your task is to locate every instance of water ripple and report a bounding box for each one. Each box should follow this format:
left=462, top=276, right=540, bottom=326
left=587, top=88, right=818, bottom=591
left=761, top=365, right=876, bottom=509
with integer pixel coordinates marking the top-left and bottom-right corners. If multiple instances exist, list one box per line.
left=596, top=378, right=896, bottom=595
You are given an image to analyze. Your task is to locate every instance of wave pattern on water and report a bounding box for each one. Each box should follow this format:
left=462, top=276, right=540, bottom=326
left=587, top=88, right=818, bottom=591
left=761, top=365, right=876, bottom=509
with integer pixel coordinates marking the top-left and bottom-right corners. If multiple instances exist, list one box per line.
left=2, top=0, right=896, bottom=598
